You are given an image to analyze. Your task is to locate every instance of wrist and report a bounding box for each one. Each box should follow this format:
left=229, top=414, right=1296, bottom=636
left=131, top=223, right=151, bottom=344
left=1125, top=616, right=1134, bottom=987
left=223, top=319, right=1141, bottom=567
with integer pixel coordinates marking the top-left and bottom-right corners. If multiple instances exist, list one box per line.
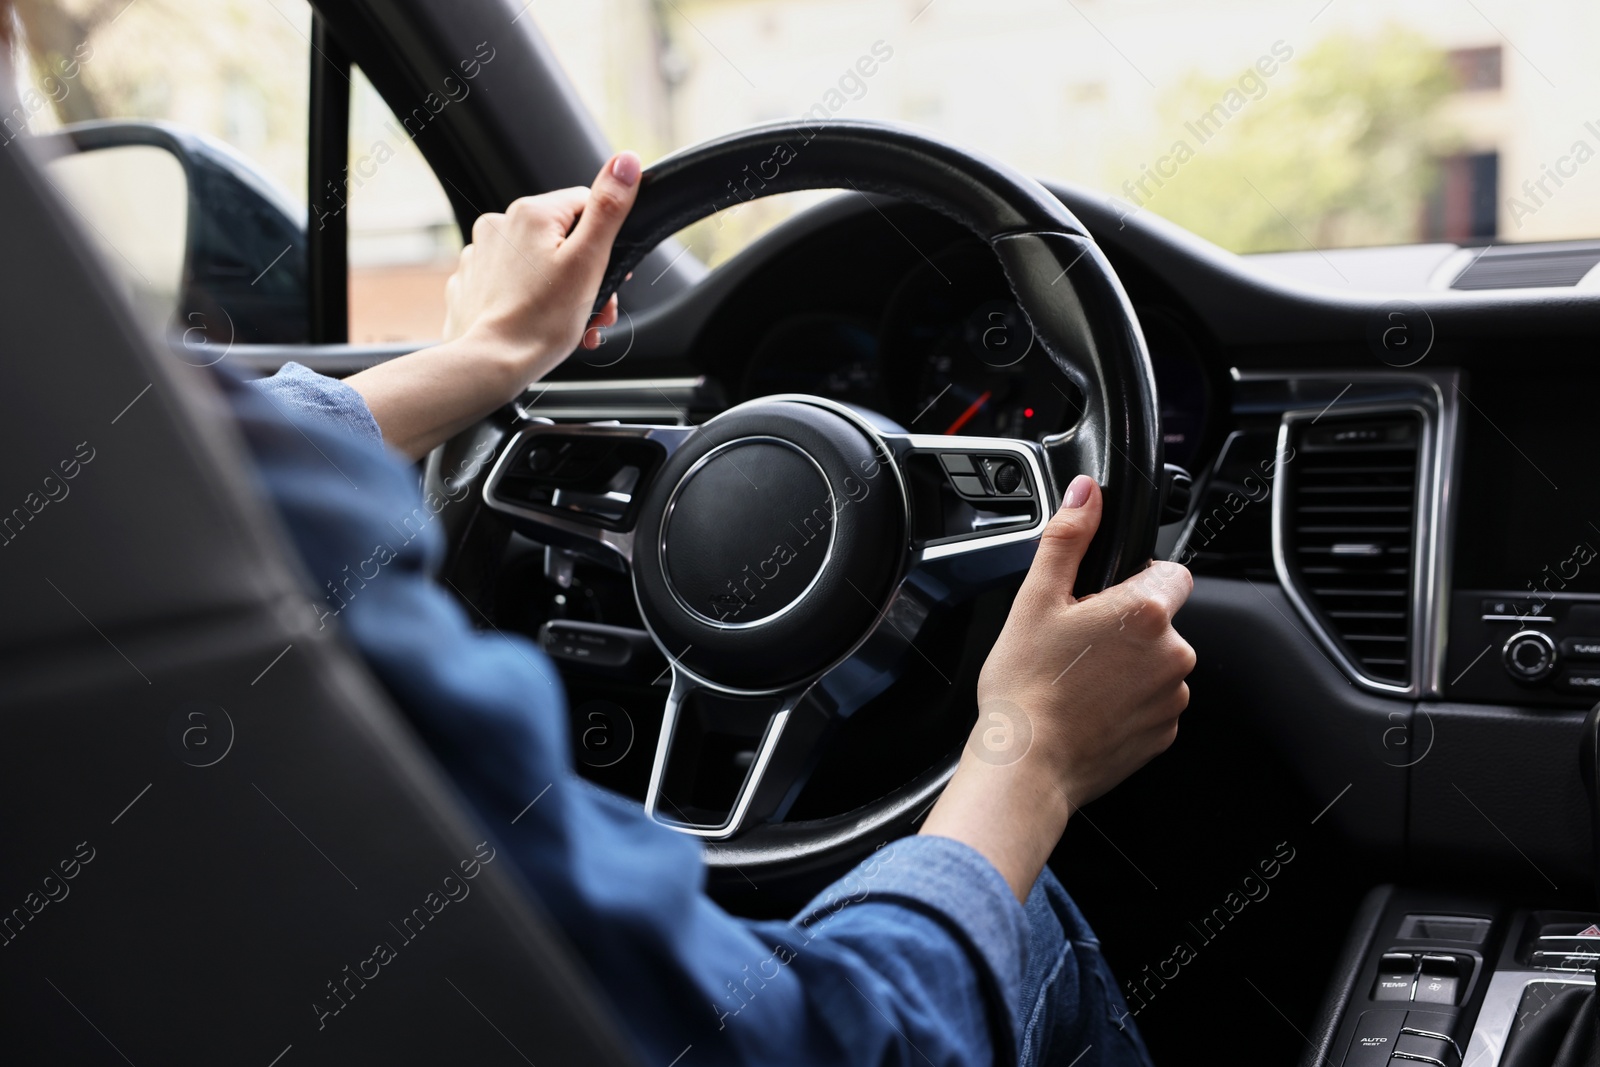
left=457, top=321, right=555, bottom=403
left=920, top=743, right=1073, bottom=901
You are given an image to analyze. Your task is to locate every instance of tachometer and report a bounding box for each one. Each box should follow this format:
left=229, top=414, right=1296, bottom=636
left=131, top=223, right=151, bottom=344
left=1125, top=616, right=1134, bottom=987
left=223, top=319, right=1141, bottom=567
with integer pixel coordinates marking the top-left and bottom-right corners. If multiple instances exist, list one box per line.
left=884, top=244, right=1078, bottom=439
left=742, top=314, right=886, bottom=409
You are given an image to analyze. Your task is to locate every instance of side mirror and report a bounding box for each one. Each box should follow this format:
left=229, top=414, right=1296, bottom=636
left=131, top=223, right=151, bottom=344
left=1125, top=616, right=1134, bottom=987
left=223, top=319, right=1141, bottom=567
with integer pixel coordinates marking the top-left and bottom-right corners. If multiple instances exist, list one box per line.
left=39, top=120, right=310, bottom=353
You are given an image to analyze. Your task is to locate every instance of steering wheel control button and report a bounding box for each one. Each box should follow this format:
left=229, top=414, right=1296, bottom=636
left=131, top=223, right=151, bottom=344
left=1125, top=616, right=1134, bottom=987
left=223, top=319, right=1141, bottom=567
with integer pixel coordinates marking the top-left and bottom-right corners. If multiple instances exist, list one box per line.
left=539, top=620, right=650, bottom=670
left=662, top=439, right=834, bottom=627
left=1374, top=953, right=1418, bottom=1000
left=1344, top=1010, right=1407, bottom=1066
left=950, top=474, right=986, bottom=498
left=1503, top=630, right=1557, bottom=682
left=939, top=452, right=1034, bottom=499
left=1561, top=637, right=1600, bottom=660
left=939, top=452, right=976, bottom=475
left=985, top=457, right=1025, bottom=495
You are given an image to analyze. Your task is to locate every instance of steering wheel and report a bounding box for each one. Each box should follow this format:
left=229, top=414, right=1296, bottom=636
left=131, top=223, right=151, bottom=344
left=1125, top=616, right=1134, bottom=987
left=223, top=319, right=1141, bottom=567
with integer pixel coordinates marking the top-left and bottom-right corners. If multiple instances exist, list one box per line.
left=461, top=119, right=1161, bottom=882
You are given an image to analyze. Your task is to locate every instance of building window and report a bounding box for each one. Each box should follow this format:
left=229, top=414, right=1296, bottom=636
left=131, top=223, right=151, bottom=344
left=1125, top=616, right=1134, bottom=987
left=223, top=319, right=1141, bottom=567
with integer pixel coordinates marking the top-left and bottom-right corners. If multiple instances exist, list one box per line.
left=1448, top=46, right=1502, bottom=92
left=1424, top=152, right=1499, bottom=241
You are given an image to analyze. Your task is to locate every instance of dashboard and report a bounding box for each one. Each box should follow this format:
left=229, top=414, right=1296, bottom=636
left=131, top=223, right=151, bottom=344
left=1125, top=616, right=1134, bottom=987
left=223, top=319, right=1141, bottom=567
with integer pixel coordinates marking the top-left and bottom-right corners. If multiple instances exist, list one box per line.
left=488, top=179, right=1600, bottom=1064
left=735, top=235, right=1214, bottom=470
left=525, top=183, right=1600, bottom=718
left=506, top=178, right=1600, bottom=890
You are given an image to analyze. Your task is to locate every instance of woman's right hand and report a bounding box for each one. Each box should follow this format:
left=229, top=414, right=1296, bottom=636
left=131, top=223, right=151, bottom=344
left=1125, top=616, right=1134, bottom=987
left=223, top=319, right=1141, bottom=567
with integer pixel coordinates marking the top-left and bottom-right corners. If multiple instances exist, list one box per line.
left=974, top=473, right=1196, bottom=807
left=920, top=474, right=1195, bottom=900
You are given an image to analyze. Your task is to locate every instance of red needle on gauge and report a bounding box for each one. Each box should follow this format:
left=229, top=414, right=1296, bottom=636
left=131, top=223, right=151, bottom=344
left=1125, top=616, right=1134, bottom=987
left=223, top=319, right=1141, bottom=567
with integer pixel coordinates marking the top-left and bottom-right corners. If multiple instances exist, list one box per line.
left=943, top=390, right=991, bottom=435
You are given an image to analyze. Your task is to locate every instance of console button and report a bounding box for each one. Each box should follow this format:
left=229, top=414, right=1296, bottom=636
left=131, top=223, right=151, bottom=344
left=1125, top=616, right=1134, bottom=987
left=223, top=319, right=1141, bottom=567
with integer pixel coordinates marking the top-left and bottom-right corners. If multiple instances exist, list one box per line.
left=1402, top=1010, right=1457, bottom=1037
left=1413, top=974, right=1458, bottom=1004
left=1482, top=598, right=1551, bottom=619
left=1414, top=956, right=1461, bottom=1006
left=1503, top=630, right=1557, bottom=682
left=940, top=453, right=976, bottom=475
left=1562, top=637, right=1600, bottom=660
left=1375, top=953, right=1418, bottom=1000
left=1395, top=1030, right=1458, bottom=1064
left=1558, top=671, right=1600, bottom=695
left=1345, top=1010, right=1407, bottom=1066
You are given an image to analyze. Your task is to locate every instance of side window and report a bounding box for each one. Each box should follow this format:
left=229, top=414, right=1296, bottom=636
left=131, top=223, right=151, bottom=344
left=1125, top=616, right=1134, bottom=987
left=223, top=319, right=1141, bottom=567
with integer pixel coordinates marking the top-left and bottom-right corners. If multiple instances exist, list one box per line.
left=345, top=68, right=462, bottom=344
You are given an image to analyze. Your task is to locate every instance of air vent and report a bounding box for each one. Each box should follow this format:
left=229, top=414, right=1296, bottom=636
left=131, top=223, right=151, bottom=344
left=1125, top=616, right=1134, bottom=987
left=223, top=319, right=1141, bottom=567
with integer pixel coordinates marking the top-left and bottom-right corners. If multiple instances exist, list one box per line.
left=1451, top=242, right=1600, bottom=289
left=1279, top=413, right=1421, bottom=687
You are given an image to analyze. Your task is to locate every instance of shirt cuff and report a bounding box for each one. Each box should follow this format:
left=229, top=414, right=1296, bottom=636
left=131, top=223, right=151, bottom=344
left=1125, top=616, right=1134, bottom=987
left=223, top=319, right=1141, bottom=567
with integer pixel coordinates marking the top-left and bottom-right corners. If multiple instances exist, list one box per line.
left=794, top=834, right=1030, bottom=1051
left=248, top=360, right=384, bottom=449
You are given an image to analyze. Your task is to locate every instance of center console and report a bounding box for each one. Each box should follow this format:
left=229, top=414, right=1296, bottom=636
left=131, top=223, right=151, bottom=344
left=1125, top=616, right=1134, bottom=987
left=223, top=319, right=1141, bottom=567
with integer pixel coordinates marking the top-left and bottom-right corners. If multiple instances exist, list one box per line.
left=1317, top=889, right=1598, bottom=1067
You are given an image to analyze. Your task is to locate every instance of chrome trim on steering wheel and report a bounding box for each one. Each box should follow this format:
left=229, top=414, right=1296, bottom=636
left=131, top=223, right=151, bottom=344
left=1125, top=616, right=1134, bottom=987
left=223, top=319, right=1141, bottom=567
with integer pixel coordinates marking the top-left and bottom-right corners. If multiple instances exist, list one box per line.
left=480, top=422, right=696, bottom=565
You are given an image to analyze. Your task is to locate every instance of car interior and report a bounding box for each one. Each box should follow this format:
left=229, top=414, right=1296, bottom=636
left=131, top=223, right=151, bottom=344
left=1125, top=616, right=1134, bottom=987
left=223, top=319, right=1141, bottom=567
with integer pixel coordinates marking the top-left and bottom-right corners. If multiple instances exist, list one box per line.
left=6, top=0, right=1600, bottom=1064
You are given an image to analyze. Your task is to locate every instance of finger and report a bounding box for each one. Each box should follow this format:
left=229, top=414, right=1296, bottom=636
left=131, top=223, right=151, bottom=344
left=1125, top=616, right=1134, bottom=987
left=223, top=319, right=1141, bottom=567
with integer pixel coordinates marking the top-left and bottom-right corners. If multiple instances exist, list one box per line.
left=561, top=151, right=642, bottom=278
left=470, top=212, right=506, bottom=247
left=1016, top=474, right=1101, bottom=607
left=507, top=187, right=589, bottom=236
left=1130, top=560, right=1194, bottom=622
left=582, top=295, right=619, bottom=349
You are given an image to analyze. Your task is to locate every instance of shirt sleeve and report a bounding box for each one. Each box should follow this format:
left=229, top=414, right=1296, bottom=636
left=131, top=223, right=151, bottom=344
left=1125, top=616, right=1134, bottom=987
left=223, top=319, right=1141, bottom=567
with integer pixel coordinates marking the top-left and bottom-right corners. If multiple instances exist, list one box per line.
left=246, top=360, right=383, bottom=448
left=226, top=362, right=1031, bottom=1066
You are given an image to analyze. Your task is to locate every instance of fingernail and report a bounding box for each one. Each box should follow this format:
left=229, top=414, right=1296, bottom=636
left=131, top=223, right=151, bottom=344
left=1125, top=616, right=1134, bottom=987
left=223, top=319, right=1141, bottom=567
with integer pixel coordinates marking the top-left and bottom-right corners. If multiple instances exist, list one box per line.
left=1062, top=475, right=1093, bottom=509
left=611, top=151, right=641, bottom=187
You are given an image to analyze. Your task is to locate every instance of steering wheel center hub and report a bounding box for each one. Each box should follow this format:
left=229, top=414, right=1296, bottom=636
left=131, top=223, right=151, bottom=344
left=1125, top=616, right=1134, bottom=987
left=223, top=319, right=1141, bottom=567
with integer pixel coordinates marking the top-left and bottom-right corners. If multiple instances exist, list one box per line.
left=632, top=399, right=906, bottom=691
left=662, top=437, right=836, bottom=628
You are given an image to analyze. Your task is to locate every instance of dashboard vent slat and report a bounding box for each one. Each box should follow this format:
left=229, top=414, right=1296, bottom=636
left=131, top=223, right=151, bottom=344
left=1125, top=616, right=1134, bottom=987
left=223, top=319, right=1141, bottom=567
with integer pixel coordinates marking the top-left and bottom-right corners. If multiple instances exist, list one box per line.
left=1279, top=413, right=1422, bottom=687
left=1451, top=242, right=1600, bottom=290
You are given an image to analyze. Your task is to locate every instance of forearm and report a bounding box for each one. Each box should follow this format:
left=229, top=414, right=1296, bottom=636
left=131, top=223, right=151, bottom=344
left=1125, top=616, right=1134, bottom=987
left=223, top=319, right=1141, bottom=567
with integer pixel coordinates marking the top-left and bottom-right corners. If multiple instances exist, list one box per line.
left=920, top=751, right=1073, bottom=903
left=342, top=331, right=531, bottom=460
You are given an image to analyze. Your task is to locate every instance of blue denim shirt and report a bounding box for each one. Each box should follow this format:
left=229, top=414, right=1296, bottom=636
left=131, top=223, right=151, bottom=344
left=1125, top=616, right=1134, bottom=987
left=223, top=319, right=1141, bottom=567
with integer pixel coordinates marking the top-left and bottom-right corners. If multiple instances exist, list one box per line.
left=231, top=362, right=1151, bottom=1067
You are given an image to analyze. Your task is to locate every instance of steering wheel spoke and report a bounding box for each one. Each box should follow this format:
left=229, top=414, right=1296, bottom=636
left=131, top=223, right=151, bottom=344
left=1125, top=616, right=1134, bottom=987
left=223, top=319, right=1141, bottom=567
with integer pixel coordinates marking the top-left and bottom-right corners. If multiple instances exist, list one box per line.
left=645, top=581, right=940, bottom=838
left=881, top=431, right=1055, bottom=596
left=481, top=421, right=693, bottom=566
left=646, top=669, right=823, bottom=838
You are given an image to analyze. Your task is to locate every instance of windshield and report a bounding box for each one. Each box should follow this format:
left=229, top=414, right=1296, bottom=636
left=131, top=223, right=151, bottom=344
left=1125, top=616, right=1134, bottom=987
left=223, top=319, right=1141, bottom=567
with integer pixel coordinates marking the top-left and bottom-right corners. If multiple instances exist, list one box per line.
left=535, top=1, right=1598, bottom=267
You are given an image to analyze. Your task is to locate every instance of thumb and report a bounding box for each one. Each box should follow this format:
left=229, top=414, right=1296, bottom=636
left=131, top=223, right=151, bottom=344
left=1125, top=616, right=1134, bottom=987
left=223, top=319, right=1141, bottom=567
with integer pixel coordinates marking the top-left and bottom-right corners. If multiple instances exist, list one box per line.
left=562, top=150, right=642, bottom=283
left=1017, top=474, right=1102, bottom=606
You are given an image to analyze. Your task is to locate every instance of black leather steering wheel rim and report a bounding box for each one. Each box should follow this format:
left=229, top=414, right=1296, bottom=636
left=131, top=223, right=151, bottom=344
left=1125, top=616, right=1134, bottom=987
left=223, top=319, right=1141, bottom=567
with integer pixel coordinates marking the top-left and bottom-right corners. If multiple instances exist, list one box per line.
left=595, top=118, right=1162, bottom=597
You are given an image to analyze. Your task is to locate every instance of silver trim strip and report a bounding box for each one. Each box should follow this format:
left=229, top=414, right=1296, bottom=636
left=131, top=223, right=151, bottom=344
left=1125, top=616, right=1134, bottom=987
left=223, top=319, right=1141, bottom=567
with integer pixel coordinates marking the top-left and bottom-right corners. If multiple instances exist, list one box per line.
left=529, top=377, right=705, bottom=393
left=1463, top=969, right=1594, bottom=1067
left=480, top=423, right=697, bottom=565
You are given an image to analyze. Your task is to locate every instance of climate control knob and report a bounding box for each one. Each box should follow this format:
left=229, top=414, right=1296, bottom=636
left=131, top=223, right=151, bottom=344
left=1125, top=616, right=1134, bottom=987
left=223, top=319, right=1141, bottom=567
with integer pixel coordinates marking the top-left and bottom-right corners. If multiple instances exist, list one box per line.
left=1503, top=630, right=1557, bottom=682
